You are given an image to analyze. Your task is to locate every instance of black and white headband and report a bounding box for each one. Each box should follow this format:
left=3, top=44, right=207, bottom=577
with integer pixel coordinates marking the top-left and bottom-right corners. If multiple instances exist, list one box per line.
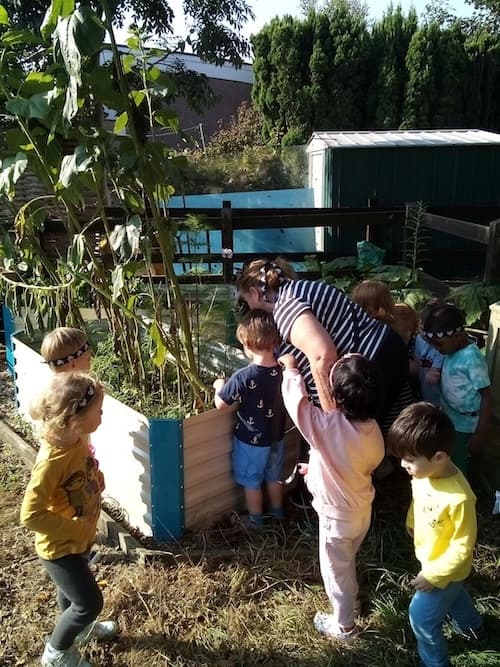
left=259, top=262, right=288, bottom=301
left=75, top=383, right=96, bottom=413
left=423, top=326, right=463, bottom=340
left=45, top=341, right=90, bottom=369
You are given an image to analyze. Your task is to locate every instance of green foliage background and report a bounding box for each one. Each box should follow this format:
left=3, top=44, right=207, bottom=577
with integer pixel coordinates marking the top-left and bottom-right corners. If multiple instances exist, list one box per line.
left=252, top=1, right=500, bottom=144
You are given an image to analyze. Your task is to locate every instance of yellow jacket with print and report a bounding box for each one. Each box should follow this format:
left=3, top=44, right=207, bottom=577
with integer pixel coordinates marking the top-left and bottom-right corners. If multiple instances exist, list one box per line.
left=20, top=437, right=104, bottom=560
left=406, top=470, right=476, bottom=589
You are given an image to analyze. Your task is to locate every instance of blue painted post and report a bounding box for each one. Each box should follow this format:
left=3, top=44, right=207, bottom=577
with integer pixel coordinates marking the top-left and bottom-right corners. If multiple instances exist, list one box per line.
left=149, top=418, right=185, bottom=540
left=2, top=304, right=15, bottom=377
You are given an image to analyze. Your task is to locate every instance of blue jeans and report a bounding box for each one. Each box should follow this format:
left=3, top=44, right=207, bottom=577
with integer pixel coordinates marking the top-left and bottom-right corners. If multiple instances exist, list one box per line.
left=409, top=580, right=482, bottom=667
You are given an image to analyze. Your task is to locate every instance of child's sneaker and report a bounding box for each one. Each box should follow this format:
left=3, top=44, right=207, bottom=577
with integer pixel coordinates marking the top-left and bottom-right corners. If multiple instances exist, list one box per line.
left=41, top=642, right=92, bottom=667
left=75, top=620, right=119, bottom=644
left=313, top=611, right=359, bottom=641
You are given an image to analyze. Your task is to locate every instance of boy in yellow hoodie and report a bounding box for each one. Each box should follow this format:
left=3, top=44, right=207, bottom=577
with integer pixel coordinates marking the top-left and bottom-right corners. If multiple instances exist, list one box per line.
left=387, top=402, right=484, bottom=667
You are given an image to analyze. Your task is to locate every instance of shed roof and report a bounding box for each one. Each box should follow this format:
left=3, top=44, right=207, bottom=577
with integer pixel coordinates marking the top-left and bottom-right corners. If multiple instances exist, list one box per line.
left=307, top=129, right=500, bottom=150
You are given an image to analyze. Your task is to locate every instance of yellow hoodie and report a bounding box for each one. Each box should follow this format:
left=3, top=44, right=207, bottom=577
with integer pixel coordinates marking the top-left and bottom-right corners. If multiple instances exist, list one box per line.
left=20, top=437, right=103, bottom=560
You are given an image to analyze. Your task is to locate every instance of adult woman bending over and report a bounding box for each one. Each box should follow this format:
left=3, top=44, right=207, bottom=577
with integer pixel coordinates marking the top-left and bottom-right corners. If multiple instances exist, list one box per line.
left=236, top=258, right=408, bottom=422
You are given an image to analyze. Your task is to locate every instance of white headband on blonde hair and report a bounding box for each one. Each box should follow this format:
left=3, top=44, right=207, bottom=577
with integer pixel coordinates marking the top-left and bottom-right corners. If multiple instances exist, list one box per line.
left=44, top=341, right=90, bottom=369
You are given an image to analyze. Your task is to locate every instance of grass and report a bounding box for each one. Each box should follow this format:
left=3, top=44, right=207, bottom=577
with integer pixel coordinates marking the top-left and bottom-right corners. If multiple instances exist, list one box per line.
left=1, top=437, right=500, bottom=667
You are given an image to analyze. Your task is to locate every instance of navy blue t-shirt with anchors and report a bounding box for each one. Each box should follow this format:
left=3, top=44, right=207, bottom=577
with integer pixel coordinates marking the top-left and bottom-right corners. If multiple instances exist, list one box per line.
left=217, top=364, right=286, bottom=447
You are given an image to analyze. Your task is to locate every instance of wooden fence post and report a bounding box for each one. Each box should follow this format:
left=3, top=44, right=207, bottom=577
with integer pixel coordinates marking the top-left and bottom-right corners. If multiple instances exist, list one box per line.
left=221, top=200, right=233, bottom=283
left=484, top=219, right=500, bottom=284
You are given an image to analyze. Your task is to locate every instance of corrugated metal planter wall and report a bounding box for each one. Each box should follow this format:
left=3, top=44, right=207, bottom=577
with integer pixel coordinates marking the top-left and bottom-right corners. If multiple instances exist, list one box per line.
left=3, top=308, right=298, bottom=541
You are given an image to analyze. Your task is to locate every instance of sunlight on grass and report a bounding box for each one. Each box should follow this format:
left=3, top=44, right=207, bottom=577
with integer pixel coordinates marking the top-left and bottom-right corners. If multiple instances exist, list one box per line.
left=1, top=438, right=500, bottom=667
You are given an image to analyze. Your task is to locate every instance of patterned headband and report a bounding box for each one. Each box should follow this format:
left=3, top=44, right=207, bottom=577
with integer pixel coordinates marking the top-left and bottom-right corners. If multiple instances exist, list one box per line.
left=45, top=341, right=90, bottom=369
left=423, top=326, right=463, bottom=339
left=259, top=261, right=288, bottom=301
left=75, top=383, right=96, bottom=413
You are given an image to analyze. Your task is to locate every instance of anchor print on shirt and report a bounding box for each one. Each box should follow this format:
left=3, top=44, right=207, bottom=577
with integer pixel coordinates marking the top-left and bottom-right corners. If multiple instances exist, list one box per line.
left=247, top=416, right=255, bottom=426
left=248, top=379, right=257, bottom=389
left=250, top=435, right=260, bottom=444
left=257, top=399, right=264, bottom=409
left=232, top=392, right=241, bottom=401
left=266, top=409, right=274, bottom=418
left=269, top=368, right=279, bottom=377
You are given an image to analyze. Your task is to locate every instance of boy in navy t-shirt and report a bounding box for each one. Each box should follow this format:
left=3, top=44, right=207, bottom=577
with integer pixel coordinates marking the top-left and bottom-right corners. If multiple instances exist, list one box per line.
left=213, top=309, right=286, bottom=528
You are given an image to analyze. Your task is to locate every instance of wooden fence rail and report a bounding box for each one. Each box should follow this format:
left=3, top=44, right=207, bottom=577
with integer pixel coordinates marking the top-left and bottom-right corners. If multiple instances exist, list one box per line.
left=34, top=202, right=500, bottom=283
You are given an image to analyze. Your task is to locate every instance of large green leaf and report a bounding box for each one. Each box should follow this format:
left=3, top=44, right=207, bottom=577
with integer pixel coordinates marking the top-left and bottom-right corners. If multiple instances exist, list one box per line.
left=322, top=256, right=358, bottom=276
left=87, top=66, right=126, bottom=112
left=19, top=73, right=55, bottom=96
left=130, top=90, right=146, bottom=108
left=72, top=6, right=105, bottom=57
left=122, top=53, right=135, bottom=74
left=149, top=320, right=167, bottom=367
left=58, top=145, right=96, bottom=188
left=67, top=233, right=85, bottom=270
left=111, top=265, right=124, bottom=302
left=154, top=108, right=179, bottom=131
left=6, top=92, right=54, bottom=121
left=113, top=111, right=128, bottom=134
left=41, top=0, right=75, bottom=39
left=449, top=282, right=500, bottom=326
left=1, top=29, right=41, bottom=46
left=0, top=5, right=10, bottom=26
left=367, top=265, right=412, bottom=285
left=62, top=76, right=78, bottom=126
left=0, top=152, right=28, bottom=200
left=109, top=214, right=142, bottom=261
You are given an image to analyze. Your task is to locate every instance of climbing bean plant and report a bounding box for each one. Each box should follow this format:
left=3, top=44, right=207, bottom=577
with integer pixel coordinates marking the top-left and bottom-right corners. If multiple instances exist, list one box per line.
left=0, top=0, right=224, bottom=411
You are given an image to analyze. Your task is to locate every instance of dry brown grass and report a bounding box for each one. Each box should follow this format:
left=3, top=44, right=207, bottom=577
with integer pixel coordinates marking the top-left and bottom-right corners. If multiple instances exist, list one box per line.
left=1, top=405, right=500, bottom=666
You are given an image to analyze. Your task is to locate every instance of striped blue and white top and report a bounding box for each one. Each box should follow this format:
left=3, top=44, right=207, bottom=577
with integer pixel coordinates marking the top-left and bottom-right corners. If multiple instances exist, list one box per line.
left=274, top=280, right=389, bottom=406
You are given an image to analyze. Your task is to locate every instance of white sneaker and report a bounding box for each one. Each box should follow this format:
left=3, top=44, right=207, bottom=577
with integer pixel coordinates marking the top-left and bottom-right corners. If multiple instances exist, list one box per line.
left=75, top=620, right=119, bottom=644
left=313, top=611, right=359, bottom=641
left=41, top=642, right=92, bottom=667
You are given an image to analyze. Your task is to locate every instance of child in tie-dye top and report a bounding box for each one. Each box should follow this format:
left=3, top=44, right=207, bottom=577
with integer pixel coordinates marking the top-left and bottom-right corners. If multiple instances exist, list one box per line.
left=213, top=309, right=286, bottom=529
left=422, top=303, right=491, bottom=475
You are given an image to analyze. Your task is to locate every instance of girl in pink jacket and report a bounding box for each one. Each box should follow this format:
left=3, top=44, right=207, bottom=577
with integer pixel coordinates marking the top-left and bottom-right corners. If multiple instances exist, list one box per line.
left=279, top=353, right=385, bottom=641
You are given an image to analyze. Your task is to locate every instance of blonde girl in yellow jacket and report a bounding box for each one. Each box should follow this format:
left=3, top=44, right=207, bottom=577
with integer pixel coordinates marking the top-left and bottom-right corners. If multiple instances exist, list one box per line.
left=21, top=372, right=117, bottom=667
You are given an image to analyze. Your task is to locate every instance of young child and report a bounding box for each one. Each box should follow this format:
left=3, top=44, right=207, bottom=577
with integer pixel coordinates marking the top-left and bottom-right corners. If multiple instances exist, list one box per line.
left=387, top=402, right=484, bottom=667
left=392, top=302, right=418, bottom=346
left=422, top=303, right=491, bottom=474
left=213, top=309, right=287, bottom=529
left=351, top=285, right=416, bottom=429
left=351, top=280, right=394, bottom=324
left=279, top=352, right=384, bottom=640
left=41, top=327, right=92, bottom=373
left=352, top=282, right=415, bottom=480
left=20, top=372, right=117, bottom=667
left=414, top=304, right=444, bottom=406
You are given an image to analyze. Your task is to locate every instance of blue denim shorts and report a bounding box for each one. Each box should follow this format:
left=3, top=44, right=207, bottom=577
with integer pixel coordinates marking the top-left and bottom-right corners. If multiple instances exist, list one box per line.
left=232, top=437, right=285, bottom=490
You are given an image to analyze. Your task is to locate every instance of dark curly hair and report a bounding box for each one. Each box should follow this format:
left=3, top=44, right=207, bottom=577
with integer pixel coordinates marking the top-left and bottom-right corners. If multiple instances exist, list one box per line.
left=331, top=354, right=383, bottom=421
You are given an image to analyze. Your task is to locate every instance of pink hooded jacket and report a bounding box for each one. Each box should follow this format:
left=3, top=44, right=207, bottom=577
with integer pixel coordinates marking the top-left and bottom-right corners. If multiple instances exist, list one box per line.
left=282, top=369, right=384, bottom=520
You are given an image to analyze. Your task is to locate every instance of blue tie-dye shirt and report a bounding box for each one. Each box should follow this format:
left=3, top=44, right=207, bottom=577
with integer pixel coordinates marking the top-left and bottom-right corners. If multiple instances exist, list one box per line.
left=440, top=343, right=490, bottom=433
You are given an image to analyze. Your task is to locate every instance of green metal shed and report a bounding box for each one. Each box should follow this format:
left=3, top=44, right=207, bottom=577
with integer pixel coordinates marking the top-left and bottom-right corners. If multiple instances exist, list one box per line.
left=307, top=129, right=500, bottom=208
